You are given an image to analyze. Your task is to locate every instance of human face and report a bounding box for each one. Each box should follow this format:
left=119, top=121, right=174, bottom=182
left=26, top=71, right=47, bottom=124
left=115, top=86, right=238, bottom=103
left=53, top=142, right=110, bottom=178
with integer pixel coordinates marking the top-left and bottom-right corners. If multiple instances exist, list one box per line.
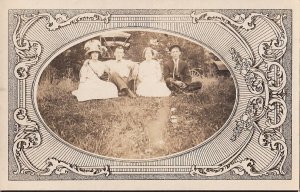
left=144, top=49, right=153, bottom=61
left=170, top=47, right=181, bottom=60
left=90, top=52, right=99, bottom=60
left=114, top=48, right=124, bottom=61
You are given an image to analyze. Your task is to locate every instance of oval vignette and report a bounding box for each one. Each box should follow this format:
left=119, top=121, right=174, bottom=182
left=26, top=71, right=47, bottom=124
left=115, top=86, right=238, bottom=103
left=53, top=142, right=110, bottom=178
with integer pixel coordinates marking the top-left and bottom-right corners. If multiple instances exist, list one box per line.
left=37, top=30, right=236, bottom=160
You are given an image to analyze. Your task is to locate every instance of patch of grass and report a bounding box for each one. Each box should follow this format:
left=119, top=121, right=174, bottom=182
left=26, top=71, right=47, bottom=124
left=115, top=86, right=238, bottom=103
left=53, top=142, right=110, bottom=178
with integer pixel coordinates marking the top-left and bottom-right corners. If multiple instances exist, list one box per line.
left=164, top=77, right=235, bottom=153
left=37, top=76, right=235, bottom=159
left=38, top=80, right=163, bottom=158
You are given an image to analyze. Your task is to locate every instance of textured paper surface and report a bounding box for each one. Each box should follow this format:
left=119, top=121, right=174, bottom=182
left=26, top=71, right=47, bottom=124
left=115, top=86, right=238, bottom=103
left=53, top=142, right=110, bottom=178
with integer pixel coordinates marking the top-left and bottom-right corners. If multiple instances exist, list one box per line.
left=0, top=0, right=299, bottom=190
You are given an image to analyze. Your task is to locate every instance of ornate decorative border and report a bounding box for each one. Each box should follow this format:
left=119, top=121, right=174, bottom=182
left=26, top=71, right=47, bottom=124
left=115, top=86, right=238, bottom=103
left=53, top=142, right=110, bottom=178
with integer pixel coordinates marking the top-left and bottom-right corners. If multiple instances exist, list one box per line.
left=10, top=10, right=289, bottom=179
left=190, top=12, right=287, bottom=177
left=12, top=12, right=113, bottom=177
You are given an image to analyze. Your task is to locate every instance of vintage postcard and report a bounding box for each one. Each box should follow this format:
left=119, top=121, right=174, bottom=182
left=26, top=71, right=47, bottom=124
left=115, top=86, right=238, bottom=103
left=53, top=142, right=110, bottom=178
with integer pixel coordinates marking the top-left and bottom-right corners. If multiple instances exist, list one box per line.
left=0, top=0, right=299, bottom=190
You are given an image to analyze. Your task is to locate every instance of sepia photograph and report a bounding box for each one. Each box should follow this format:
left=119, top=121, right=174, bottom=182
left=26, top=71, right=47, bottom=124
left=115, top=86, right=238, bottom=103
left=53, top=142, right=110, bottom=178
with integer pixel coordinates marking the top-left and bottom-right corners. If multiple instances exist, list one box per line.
left=2, top=0, right=298, bottom=190
left=37, top=30, right=236, bottom=159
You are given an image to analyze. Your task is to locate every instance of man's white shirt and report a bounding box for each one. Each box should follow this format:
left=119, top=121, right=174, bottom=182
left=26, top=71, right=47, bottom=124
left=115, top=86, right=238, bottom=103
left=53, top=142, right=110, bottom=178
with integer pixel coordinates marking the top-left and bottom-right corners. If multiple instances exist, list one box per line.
left=104, top=59, right=134, bottom=78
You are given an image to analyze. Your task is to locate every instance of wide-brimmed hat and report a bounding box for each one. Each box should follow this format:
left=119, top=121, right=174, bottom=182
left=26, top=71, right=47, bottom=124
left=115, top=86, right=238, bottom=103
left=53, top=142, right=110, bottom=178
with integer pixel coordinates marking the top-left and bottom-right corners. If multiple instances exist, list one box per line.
left=169, top=45, right=182, bottom=52
left=84, top=39, right=107, bottom=55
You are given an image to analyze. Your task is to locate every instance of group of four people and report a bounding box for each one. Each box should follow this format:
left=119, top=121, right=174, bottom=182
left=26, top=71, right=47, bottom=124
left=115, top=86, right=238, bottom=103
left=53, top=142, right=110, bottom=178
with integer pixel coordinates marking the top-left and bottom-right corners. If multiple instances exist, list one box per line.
left=72, top=39, right=202, bottom=101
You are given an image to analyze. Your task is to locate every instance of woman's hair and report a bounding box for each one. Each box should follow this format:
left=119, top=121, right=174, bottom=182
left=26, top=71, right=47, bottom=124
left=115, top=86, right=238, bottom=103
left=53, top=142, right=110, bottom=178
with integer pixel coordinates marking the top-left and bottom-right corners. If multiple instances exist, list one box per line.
left=87, top=51, right=101, bottom=59
left=114, top=46, right=125, bottom=53
left=143, top=47, right=157, bottom=57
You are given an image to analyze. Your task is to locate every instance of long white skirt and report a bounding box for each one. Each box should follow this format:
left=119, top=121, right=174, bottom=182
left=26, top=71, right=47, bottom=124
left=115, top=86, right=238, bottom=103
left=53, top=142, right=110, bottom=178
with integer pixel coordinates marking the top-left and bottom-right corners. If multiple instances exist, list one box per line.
left=136, top=81, right=171, bottom=97
left=72, top=79, right=118, bottom=101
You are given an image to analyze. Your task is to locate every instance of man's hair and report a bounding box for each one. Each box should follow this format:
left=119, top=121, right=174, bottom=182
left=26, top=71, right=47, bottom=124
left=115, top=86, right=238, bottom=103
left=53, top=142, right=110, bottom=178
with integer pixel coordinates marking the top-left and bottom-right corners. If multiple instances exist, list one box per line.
left=169, top=45, right=182, bottom=52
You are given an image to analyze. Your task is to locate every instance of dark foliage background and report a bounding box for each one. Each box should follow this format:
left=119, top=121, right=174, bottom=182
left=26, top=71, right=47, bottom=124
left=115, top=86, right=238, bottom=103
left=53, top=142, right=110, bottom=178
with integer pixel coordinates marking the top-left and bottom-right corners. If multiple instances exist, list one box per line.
left=37, top=30, right=235, bottom=159
left=41, top=31, right=218, bottom=83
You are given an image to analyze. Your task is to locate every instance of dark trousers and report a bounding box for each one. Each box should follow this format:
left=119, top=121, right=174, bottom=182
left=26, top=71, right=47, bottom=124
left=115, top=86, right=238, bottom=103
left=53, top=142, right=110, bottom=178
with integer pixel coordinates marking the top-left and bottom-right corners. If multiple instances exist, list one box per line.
left=166, top=80, right=202, bottom=93
left=109, top=72, right=135, bottom=91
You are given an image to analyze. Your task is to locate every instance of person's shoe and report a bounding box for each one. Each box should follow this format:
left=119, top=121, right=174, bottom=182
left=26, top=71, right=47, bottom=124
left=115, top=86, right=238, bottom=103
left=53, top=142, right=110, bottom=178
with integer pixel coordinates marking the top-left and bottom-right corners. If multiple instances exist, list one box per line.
left=171, top=91, right=177, bottom=96
left=127, top=89, right=136, bottom=98
left=118, top=90, right=127, bottom=97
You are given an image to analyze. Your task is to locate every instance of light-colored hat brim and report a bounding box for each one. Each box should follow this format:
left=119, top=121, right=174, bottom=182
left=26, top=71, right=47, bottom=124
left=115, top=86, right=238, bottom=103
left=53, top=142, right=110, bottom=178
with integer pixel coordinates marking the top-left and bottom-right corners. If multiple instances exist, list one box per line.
left=85, top=49, right=102, bottom=55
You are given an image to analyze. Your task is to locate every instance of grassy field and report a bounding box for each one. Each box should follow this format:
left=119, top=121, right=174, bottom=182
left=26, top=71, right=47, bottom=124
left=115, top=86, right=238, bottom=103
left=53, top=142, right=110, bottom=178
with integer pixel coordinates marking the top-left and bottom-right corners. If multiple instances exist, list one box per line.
left=37, top=76, right=235, bottom=159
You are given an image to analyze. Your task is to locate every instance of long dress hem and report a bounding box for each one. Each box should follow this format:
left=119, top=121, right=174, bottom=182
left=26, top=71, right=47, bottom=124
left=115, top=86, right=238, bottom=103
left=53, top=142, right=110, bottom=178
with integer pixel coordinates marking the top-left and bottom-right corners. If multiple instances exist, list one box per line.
left=136, top=60, right=171, bottom=97
left=72, top=60, right=118, bottom=101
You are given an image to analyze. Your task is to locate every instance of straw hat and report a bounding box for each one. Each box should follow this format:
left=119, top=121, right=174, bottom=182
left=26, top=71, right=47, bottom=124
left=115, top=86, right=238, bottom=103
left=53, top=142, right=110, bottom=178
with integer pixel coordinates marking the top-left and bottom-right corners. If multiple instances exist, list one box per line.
left=84, top=39, right=107, bottom=55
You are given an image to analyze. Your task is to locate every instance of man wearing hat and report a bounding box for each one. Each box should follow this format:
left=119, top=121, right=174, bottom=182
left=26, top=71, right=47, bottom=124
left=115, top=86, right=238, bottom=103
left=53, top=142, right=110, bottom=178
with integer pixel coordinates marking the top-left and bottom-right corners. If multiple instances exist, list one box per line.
left=163, top=45, right=202, bottom=94
left=105, top=46, right=138, bottom=97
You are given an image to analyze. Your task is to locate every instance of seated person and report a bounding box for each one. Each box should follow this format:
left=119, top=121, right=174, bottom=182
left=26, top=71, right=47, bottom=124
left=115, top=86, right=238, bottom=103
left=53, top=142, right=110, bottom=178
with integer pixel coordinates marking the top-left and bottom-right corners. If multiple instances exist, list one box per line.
left=136, top=47, right=171, bottom=97
left=104, top=46, right=139, bottom=97
left=163, top=45, right=202, bottom=94
left=72, top=39, right=118, bottom=101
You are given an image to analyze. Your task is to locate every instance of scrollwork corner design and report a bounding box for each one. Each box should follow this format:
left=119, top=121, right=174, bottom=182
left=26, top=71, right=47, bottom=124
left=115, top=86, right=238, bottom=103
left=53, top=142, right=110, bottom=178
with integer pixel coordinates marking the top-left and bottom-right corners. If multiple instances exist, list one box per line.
left=258, top=130, right=287, bottom=175
left=39, top=12, right=111, bottom=31
left=12, top=11, right=112, bottom=176
left=13, top=15, right=42, bottom=80
left=190, top=158, right=261, bottom=177
left=190, top=152, right=287, bottom=177
left=230, top=47, right=287, bottom=140
left=190, top=11, right=266, bottom=31
left=12, top=109, right=111, bottom=177
left=13, top=108, right=42, bottom=175
left=191, top=11, right=288, bottom=69
left=227, top=12, right=288, bottom=177
left=40, top=158, right=111, bottom=177
left=13, top=12, right=111, bottom=79
left=258, top=14, right=287, bottom=62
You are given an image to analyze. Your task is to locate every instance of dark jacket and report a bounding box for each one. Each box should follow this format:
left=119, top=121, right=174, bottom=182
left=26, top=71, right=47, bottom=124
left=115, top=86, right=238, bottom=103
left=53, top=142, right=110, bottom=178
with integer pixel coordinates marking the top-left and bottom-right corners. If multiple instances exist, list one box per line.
left=163, top=59, right=192, bottom=84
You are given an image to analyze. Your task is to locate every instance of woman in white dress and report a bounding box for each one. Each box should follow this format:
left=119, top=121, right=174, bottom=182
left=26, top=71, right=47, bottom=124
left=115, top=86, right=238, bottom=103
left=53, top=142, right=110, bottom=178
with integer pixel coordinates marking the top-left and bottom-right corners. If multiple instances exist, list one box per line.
left=72, top=40, right=118, bottom=101
left=136, top=47, right=171, bottom=97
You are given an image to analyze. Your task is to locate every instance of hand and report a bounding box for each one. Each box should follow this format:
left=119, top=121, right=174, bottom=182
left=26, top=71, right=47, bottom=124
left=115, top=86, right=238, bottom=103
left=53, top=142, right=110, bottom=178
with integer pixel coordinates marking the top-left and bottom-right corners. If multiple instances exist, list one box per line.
left=175, top=81, right=187, bottom=88
left=167, top=78, right=175, bottom=83
left=132, top=70, right=139, bottom=78
left=131, top=64, right=139, bottom=78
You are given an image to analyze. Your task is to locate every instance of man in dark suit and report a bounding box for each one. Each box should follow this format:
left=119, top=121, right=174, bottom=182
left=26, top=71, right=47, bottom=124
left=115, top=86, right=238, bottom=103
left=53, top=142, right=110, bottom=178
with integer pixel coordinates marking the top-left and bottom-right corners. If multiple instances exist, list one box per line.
left=163, top=45, right=202, bottom=94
